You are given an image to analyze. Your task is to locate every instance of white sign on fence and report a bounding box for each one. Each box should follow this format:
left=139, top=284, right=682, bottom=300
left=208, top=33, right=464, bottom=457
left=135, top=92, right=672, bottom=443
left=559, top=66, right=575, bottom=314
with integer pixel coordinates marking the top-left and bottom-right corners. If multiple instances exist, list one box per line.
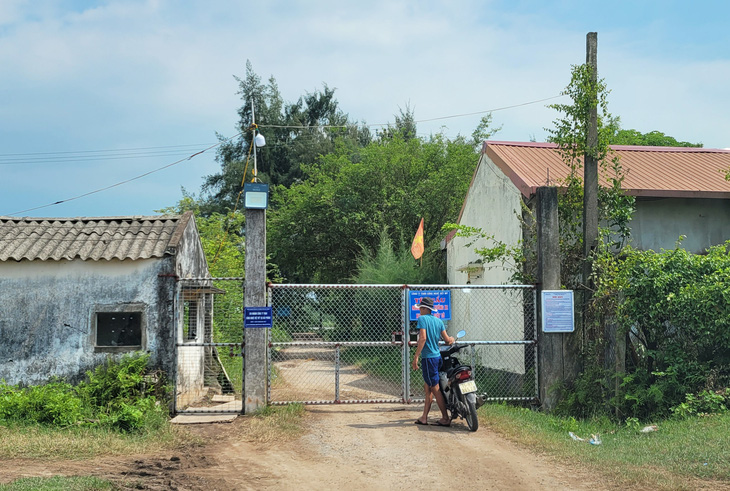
left=541, top=290, right=575, bottom=333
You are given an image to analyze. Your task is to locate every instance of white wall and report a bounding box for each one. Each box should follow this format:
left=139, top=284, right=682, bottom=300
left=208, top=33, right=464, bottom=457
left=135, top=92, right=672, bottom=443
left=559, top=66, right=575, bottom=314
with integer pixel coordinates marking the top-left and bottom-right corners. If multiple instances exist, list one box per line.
left=446, top=153, right=528, bottom=375
left=447, top=152, right=524, bottom=286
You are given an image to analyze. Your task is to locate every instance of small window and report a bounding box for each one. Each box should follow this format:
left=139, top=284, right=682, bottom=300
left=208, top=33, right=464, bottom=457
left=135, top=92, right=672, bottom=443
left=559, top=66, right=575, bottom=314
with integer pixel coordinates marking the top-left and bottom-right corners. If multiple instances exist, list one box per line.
left=93, top=304, right=145, bottom=352
left=96, top=312, right=142, bottom=346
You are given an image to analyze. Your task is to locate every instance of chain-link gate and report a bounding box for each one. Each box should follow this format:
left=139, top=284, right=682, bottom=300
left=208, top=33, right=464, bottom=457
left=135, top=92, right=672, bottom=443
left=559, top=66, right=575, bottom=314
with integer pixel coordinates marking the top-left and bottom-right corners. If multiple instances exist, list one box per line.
left=174, top=278, right=245, bottom=413
left=268, top=284, right=538, bottom=405
left=268, top=284, right=407, bottom=404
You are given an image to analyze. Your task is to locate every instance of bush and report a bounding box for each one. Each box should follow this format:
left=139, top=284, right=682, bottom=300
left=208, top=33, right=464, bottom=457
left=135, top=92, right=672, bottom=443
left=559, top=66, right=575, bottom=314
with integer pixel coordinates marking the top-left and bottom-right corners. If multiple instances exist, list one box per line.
left=0, top=353, right=170, bottom=432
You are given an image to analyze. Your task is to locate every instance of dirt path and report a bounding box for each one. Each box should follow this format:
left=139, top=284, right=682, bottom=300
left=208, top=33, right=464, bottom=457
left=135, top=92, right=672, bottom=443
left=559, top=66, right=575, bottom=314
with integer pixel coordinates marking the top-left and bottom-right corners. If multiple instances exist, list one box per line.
left=0, top=404, right=612, bottom=490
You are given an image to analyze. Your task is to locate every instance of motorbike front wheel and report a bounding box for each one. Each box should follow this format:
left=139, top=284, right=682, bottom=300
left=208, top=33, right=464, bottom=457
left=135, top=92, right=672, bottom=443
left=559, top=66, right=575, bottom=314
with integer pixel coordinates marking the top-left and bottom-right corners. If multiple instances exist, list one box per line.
left=463, top=394, right=479, bottom=432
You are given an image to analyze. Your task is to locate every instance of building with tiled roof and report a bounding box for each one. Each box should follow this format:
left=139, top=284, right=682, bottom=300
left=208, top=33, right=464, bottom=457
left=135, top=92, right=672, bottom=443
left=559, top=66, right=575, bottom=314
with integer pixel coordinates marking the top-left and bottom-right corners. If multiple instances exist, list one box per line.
left=0, top=212, right=213, bottom=406
left=447, top=141, right=730, bottom=285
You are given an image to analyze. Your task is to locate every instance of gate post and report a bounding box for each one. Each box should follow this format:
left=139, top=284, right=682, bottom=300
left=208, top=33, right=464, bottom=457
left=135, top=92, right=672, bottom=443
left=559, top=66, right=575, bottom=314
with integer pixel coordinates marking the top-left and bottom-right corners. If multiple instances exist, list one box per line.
left=244, top=207, right=268, bottom=413
left=536, top=186, right=566, bottom=411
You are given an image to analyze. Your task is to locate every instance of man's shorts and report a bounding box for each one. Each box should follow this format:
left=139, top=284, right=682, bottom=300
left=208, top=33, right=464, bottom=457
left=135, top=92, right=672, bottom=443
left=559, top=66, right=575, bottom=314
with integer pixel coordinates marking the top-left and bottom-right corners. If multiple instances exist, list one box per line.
left=421, top=357, right=442, bottom=387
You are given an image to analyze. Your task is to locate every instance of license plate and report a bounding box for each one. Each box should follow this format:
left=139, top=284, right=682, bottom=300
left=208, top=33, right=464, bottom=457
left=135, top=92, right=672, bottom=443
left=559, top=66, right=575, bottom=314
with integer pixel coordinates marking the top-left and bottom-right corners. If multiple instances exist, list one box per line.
left=458, top=380, right=477, bottom=394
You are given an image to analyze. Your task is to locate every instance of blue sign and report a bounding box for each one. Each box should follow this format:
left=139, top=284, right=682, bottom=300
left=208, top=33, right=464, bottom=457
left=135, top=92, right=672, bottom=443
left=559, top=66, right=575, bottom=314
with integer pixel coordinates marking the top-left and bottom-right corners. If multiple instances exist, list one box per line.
left=244, top=307, right=273, bottom=328
left=409, top=290, right=451, bottom=321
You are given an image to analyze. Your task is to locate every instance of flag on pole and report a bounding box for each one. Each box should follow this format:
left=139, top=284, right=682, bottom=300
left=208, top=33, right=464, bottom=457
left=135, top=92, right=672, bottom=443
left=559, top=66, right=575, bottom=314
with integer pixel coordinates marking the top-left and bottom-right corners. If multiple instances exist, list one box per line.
left=411, top=218, right=424, bottom=260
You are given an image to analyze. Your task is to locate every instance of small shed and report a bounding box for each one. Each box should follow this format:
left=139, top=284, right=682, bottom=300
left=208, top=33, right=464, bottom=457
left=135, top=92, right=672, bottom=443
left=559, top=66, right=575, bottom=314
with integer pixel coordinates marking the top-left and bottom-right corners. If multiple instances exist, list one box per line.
left=0, top=212, right=212, bottom=405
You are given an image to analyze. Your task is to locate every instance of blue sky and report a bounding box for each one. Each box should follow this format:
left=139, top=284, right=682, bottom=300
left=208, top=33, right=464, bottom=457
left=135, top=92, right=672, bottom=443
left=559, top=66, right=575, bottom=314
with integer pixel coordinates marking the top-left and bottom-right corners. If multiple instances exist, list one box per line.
left=1, top=0, right=729, bottom=217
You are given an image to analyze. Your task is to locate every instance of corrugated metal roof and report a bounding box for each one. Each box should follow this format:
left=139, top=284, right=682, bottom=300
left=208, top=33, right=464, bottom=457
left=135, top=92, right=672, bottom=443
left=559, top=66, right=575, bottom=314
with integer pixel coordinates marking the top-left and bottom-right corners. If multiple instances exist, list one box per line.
left=484, top=141, right=730, bottom=198
left=0, top=212, right=193, bottom=262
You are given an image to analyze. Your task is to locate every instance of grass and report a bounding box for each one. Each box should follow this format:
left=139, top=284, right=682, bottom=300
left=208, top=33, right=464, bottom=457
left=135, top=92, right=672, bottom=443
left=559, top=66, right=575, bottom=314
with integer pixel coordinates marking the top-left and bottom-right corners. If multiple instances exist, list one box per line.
left=0, top=476, right=116, bottom=491
left=0, top=404, right=306, bottom=490
left=237, top=403, right=306, bottom=444
left=481, top=403, right=730, bottom=489
left=340, top=346, right=403, bottom=383
left=0, top=422, right=196, bottom=460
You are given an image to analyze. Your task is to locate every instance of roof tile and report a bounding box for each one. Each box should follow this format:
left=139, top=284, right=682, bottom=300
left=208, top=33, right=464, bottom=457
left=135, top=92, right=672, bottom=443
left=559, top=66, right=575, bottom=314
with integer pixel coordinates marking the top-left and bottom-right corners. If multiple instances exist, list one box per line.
left=0, top=214, right=191, bottom=262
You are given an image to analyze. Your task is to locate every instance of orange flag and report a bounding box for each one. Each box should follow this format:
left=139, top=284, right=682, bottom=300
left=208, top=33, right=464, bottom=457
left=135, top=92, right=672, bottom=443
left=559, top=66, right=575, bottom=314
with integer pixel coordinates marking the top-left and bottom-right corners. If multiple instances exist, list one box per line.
left=411, top=218, right=424, bottom=260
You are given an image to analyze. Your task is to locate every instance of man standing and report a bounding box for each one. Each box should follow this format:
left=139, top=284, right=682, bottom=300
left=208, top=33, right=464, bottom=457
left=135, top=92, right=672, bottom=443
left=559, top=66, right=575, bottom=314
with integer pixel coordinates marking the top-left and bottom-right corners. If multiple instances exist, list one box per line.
left=412, top=296, right=454, bottom=426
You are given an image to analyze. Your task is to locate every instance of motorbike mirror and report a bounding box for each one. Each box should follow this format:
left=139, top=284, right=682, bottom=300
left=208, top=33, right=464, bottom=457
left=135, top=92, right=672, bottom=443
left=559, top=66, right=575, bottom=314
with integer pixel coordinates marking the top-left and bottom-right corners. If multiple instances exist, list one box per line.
left=456, top=330, right=466, bottom=339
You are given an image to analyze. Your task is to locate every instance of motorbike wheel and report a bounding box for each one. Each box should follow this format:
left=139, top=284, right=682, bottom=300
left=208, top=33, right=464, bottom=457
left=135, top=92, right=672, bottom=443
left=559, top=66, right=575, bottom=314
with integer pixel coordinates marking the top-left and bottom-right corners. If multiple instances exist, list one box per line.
left=463, top=395, right=479, bottom=432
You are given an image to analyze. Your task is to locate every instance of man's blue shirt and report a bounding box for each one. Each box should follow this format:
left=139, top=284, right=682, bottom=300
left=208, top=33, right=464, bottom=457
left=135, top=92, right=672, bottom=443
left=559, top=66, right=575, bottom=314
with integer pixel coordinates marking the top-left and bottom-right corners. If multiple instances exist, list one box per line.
left=417, top=314, right=445, bottom=359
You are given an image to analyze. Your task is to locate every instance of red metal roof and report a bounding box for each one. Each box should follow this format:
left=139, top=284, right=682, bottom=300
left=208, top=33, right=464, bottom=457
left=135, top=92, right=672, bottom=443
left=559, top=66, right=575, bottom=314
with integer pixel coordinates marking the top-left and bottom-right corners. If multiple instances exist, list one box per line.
left=484, top=141, right=730, bottom=199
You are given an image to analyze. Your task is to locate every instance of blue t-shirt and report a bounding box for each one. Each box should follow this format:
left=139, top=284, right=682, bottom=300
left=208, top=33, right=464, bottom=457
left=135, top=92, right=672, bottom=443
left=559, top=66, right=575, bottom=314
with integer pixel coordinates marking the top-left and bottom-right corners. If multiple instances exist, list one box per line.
left=417, top=314, right=445, bottom=359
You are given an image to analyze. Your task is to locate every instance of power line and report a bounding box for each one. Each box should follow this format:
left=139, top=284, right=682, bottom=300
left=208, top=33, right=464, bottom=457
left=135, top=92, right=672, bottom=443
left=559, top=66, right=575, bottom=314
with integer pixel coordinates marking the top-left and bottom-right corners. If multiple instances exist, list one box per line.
left=0, top=144, right=220, bottom=166
left=5, top=134, right=241, bottom=216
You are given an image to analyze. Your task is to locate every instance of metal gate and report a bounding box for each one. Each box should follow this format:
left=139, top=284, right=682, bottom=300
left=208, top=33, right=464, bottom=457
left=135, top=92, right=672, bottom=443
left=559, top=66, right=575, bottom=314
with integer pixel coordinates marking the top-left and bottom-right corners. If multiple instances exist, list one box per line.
left=174, top=277, right=245, bottom=414
left=268, top=284, right=537, bottom=405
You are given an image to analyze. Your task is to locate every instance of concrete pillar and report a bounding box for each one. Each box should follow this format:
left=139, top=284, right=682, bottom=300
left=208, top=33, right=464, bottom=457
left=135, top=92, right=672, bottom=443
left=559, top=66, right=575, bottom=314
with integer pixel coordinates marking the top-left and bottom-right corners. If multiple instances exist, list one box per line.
left=244, top=208, right=268, bottom=413
left=536, top=186, right=562, bottom=411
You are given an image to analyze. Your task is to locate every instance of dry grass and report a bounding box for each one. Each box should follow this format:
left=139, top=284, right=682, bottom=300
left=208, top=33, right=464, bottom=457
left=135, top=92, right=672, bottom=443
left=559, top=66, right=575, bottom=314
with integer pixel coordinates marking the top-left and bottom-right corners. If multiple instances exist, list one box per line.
left=232, top=403, right=306, bottom=444
left=0, top=423, right=198, bottom=460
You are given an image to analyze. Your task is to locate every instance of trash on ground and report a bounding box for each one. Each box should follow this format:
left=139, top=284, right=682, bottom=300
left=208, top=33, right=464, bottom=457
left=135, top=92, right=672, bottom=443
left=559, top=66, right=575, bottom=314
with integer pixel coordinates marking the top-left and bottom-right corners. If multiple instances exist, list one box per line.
left=569, top=432, right=601, bottom=445
left=640, top=425, right=658, bottom=433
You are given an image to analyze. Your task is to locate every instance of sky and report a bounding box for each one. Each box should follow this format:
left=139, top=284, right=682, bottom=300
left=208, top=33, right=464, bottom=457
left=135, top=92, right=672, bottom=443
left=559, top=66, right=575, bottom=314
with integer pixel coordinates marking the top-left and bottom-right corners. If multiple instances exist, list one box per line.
left=2, top=0, right=729, bottom=218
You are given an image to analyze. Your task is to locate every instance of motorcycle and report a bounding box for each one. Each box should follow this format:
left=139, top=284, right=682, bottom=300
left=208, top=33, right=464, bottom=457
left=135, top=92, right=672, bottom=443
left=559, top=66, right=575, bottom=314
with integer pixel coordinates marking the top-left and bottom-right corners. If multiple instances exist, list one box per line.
left=439, top=330, right=480, bottom=432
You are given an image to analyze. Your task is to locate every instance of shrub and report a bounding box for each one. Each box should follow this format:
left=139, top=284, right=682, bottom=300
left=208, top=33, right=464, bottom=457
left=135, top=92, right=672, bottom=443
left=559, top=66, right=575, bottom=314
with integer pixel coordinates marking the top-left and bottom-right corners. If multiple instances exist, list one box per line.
left=0, top=353, right=170, bottom=432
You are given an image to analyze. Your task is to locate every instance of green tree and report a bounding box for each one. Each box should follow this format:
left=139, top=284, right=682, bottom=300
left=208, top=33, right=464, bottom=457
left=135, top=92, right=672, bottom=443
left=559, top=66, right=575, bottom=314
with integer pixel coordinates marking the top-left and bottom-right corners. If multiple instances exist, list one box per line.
left=354, top=228, right=441, bottom=284
left=158, top=195, right=245, bottom=278
left=200, top=61, right=370, bottom=215
left=610, top=128, right=703, bottom=147
left=268, top=132, right=485, bottom=283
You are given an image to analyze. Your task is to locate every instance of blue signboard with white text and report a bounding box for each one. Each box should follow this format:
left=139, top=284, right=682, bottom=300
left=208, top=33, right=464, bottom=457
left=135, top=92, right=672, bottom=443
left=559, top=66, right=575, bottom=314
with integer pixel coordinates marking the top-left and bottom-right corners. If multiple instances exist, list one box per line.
left=244, top=307, right=273, bottom=328
left=409, top=290, right=451, bottom=321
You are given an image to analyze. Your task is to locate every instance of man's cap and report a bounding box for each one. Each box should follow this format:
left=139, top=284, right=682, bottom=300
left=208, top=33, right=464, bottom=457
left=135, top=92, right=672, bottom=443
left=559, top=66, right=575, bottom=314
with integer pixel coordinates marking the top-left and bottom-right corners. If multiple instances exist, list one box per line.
left=416, top=296, right=435, bottom=311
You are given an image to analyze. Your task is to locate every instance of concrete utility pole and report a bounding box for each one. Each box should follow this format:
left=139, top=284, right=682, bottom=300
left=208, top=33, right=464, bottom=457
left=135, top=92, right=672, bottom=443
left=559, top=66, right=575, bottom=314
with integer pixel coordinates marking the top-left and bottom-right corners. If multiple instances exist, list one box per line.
left=244, top=101, right=268, bottom=413
left=536, top=186, right=561, bottom=410
left=583, top=32, right=599, bottom=314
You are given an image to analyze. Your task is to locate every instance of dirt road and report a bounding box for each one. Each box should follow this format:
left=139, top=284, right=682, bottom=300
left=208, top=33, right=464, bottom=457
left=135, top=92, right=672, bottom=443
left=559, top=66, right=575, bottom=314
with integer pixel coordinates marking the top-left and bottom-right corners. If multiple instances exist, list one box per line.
left=0, top=404, right=610, bottom=490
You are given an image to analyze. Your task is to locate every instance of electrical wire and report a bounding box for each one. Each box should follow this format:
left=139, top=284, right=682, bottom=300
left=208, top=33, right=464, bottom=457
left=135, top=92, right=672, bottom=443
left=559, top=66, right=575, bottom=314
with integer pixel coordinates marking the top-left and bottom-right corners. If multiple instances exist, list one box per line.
left=2, top=93, right=564, bottom=216
left=0, top=144, right=219, bottom=165
left=5, top=134, right=241, bottom=216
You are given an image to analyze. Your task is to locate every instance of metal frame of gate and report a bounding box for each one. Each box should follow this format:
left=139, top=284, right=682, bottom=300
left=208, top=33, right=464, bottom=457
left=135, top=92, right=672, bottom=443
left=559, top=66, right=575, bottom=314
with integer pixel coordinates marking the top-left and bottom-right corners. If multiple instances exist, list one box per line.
left=268, top=284, right=538, bottom=406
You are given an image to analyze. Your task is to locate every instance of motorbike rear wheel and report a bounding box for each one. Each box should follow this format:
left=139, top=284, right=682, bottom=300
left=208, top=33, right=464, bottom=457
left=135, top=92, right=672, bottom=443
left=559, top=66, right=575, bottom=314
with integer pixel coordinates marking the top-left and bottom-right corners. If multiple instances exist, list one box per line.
left=463, top=395, right=479, bottom=432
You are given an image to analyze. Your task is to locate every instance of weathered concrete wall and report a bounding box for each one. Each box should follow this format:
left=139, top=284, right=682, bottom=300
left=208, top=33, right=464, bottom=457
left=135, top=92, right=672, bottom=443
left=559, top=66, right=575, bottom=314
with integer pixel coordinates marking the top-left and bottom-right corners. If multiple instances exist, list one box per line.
left=446, top=152, right=527, bottom=375
left=175, top=217, right=210, bottom=279
left=446, top=152, right=523, bottom=286
left=0, top=258, right=176, bottom=385
left=631, top=197, right=730, bottom=253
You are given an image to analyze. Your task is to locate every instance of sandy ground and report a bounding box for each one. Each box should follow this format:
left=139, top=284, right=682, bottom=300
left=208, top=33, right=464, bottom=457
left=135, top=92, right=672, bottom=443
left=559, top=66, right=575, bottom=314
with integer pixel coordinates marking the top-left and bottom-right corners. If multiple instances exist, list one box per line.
left=0, top=403, right=616, bottom=491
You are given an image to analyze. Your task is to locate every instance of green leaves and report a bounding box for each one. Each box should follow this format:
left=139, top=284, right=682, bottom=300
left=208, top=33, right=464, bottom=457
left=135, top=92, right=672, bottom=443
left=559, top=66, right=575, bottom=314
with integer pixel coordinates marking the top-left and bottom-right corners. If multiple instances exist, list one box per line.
left=269, top=134, right=480, bottom=282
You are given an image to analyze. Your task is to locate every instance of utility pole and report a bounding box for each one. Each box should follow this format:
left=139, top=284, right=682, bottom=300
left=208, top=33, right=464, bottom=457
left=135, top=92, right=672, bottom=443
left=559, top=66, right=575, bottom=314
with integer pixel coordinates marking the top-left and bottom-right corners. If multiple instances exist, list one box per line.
left=583, top=32, right=599, bottom=332
left=244, top=100, right=268, bottom=413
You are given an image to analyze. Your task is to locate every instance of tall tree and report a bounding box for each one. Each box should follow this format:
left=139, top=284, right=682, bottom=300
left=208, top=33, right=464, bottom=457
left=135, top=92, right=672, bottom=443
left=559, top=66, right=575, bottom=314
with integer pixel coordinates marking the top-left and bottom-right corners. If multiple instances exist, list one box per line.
left=200, top=61, right=370, bottom=215
left=268, top=131, right=485, bottom=283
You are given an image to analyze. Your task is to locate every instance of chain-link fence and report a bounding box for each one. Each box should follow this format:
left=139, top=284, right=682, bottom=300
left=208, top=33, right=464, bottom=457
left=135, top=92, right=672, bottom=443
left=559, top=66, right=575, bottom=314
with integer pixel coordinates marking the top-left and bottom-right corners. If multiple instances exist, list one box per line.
left=269, top=284, right=538, bottom=405
left=175, top=278, right=245, bottom=413
left=407, top=286, right=537, bottom=402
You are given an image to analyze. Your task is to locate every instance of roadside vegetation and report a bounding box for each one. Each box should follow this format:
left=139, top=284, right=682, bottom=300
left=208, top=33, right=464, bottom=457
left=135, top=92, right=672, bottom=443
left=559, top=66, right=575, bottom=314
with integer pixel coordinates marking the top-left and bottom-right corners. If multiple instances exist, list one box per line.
left=481, top=403, right=730, bottom=489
